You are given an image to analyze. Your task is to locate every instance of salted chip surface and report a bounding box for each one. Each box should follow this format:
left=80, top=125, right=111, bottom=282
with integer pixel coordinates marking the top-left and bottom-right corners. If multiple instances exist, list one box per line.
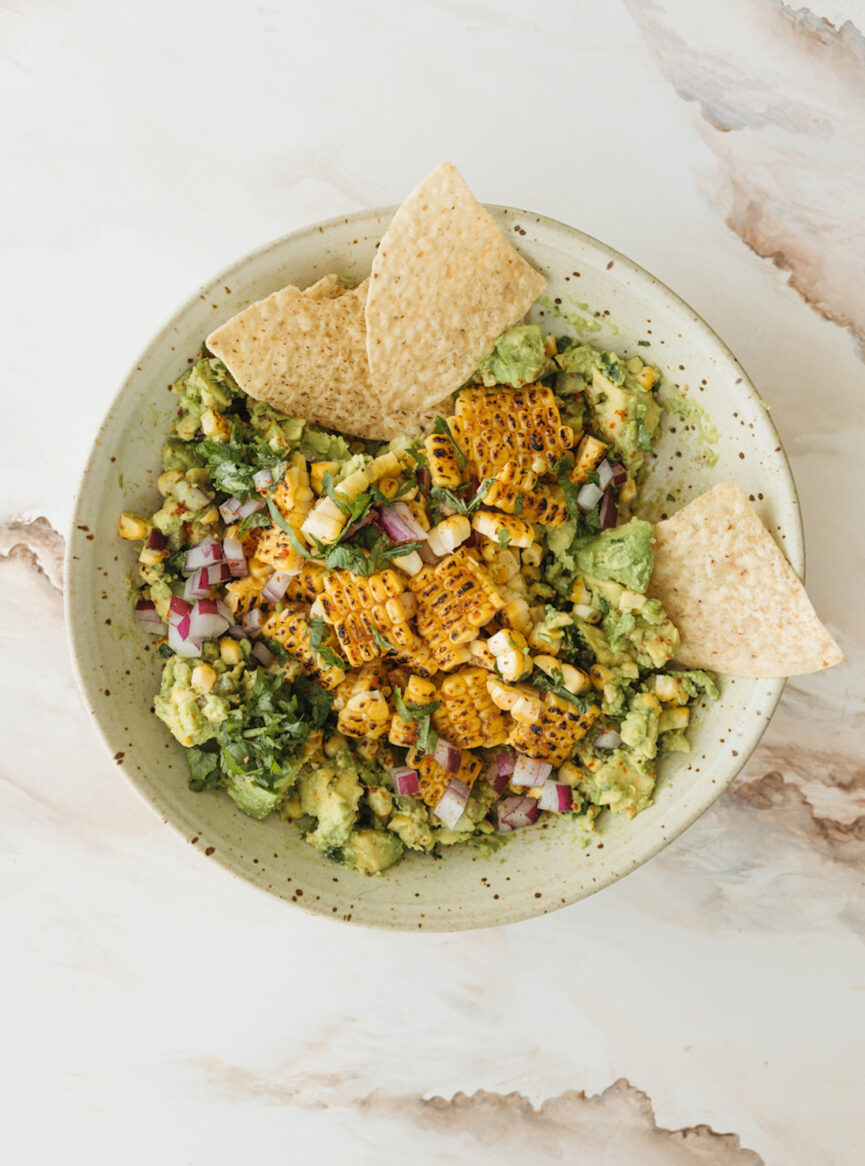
left=364, top=162, right=547, bottom=416
left=648, top=482, right=843, bottom=678
left=206, top=278, right=442, bottom=440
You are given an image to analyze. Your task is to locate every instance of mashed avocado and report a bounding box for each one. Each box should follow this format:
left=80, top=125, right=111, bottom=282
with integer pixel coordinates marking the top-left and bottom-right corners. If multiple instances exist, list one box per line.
left=575, top=519, right=654, bottom=593
left=473, top=323, right=554, bottom=387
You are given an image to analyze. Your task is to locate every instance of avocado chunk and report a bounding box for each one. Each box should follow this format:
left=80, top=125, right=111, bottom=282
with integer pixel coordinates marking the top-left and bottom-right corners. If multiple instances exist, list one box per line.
left=576, top=518, right=654, bottom=593
left=473, top=324, right=554, bottom=387
left=341, top=828, right=404, bottom=875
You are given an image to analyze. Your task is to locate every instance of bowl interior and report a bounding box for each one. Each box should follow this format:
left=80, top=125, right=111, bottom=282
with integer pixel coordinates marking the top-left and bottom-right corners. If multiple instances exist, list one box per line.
left=66, top=207, right=801, bottom=930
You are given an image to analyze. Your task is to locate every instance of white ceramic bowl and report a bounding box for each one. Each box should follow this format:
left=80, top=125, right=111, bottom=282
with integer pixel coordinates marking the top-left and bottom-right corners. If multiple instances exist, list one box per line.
left=66, top=207, right=802, bottom=931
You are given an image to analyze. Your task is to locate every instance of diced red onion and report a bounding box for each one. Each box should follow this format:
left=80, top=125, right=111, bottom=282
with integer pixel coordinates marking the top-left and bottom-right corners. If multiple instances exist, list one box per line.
left=599, top=490, right=618, bottom=530
left=597, top=459, right=615, bottom=490
left=237, top=497, right=266, bottom=519
left=184, top=536, right=223, bottom=574
left=485, top=767, right=510, bottom=796
left=251, top=641, right=274, bottom=668
left=168, top=596, right=193, bottom=625
left=253, top=468, right=273, bottom=492
left=433, top=779, right=470, bottom=829
left=417, top=466, right=431, bottom=491
left=594, top=728, right=621, bottom=750
left=433, top=737, right=462, bottom=774
left=485, top=749, right=516, bottom=795
left=538, top=783, right=572, bottom=813
left=168, top=621, right=201, bottom=658
left=183, top=567, right=212, bottom=601
left=261, top=570, right=292, bottom=604
left=205, top=561, right=231, bottom=585
left=147, top=527, right=168, bottom=551
left=496, top=750, right=516, bottom=777
left=391, top=502, right=428, bottom=540
left=241, top=607, right=264, bottom=638
left=512, top=755, right=553, bottom=788
left=188, top=598, right=231, bottom=640
left=609, top=462, right=628, bottom=487
left=227, top=624, right=247, bottom=640
left=577, top=481, right=604, bottom=512
left=464, top=528, right=479, bottom=548
left=378, top=504, right=425, bottom=544
left=495, top=795, right=540, bottom=834
left=134, top=601, right=163, bottom=633
left=222, top=537, right=248, bottom=578
left=219, top=496, right=243, bottom=523
left=392, top=766, right=420, bottom=797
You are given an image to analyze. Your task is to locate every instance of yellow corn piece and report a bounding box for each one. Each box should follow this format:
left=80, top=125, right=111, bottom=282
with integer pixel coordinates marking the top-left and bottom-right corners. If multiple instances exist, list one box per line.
left=509, top=693, right=601, bottom=764
left=427, top=514, right=471, bottom=557
left=533, top=655, right=591, bottom=695
left=432, top=666, right=509, bottom=750
left=487, top=629, right=532, bottom=683
left=284, top=562, right=328, bottom=604
left=338, top=689, right=391, bottom=739
left=486, top=676, right=541, bottom=716
left=318, top=569, right=420, bottom=668
left=416, top=751, right=484, bottom=810
left=201, top=409, right=232, bottom=442
left=408, top=547, right=505, bottom=668
left=501, top=597, right=533, bottom=634
left=425, top=433, right=464, bottom=489
left=301, top=496, right=346, bottom=545
left=484, top=465, right=573, bottom=531
left=334, top=660, right=391, bottom=709
left=270, top=454, right=315, bottom=528
left=117, top=513, right=151, bottom=541
left=254, top=525, right=305, bottom=574
left=388, top=674, right=439, bottom=747
left=659, top=706, right=690, bottom=732
left=402, top=498, right=430, bottom=532
left=468, top=637, right=497, bottom=671
left=191, top=663, right=217, bottom=694
left=224, top=576, right=267, bottom=618
left=309, top=461, right=341, bottom=494
left=451, top=384, right=575, bottom=478
left=647, top=674, right=689, bottom=705
left=472, top=509, right=535, bottom=549
left=569, top=434, right=609, bottom=484
left=637, top=366, right=657, bottom=389
left=260, top=606, right=346, bottom=689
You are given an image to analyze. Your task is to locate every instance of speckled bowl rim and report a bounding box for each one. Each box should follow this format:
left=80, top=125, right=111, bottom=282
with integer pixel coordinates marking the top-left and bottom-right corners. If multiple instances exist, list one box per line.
left=65, top=205, right=802, bottom=930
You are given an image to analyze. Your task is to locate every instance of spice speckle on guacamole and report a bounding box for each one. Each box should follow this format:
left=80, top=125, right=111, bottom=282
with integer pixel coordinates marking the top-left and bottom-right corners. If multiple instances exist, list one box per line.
left=119, top=320, right=718, bottom=875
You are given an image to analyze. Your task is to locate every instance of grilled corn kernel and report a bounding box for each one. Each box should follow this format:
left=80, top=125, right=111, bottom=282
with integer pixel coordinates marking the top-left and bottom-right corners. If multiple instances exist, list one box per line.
left=367, top=786, right=394, bottom=818
left=338, top=689, right=391, bottom=739
left=392, top=550, right=424, bottom=576
left=511, top=694, right=544, bottom=723
left=468, top=637, right=496, bottom=671
left=157, top=470, right=183, bottom=496
left=199, top=504, right=219, bottom=525
left=558, top=760, right=582, bottom=786
left=427, top=515, right=471, bottom=557
left=191, top=664, right=217, bottom=695
left=201, top=409, right=232, bottom=441
left=659, top=706, right=690, bottom=732
left=139, top=544, right=166, bottom=567
left=637, top=366, right=657, bottom=389
left=619, top=590, right=646, bottom=612
left=425, top=432, right=463, bottom=489
left=367, top=451, right=405, bottom=481
left=376, top=476, right=400, bottom=500
left=117, top=513, right=150, bottom=540
left=220, top=638, right=243, bottom=666
left=301, top=497, right=346, bottom=545
left=486, top=677, right=537, bottom=713
left=336, top=467, right=371, bottom=502
left=528, top=623, right=562, bottom=653
left=502, top=598, right=533, bottom=634
left=522, top=543, right=543, bottom=568
left=649, top=674, right=689, bottom=705
left=590, top=665, right=612, bottom=689
left=310, top=461, right=341, bottom=494
left=248, top=556, right=274, bottom=580
left=570, top=434, right=609, bottom=484
left=472, top=510, right=535, bottom=549
left=487, top=629, right=532, bottom=682
left=570, top=577, right=592, bottom=606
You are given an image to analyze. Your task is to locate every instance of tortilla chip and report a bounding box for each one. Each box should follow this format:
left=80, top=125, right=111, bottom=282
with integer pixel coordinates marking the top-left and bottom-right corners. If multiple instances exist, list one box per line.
left=648, top=483, right=843, bottom=678
left=206, top=278, right=443, bottom=440
left=364, top=162, right=547, bottom=416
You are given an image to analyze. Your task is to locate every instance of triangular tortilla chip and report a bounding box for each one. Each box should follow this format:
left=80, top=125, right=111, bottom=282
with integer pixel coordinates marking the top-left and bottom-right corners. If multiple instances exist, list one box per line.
left=364, top=162, right=547, bottom=416
left=206, top=278, right=443, bottom=440
left=648, top=482, right=843, bottom=678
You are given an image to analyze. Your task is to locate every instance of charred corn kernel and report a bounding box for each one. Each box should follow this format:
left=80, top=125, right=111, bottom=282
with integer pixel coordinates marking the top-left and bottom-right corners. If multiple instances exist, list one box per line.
left=224, top=576, right=265, bottom=617
left=659, top=706, right=690, bottom=732
left=522, top=564, right=541, bottom=583
left=301, top=496, right=346, bottom=545
left=388, top=674, right=438, bottom=747
left=485, top=464, right=569, bottom=527
left=117, top=513, right=150, bottom=540
left=619, top=590, right=647, bottom=612
left=318, top=569, right=420, bottom=668
left=472, top=510, right=535, bottom=549
left=261, top=606, right=346, bottom=689
left=502, top=597, right=533, bottom=634
left=427, top=514, right=471, bottom=557
left=284, top=563, right=327, bottom=604
left=338, top=689, right=391, bottom=739
left=219, top=638, right=243, bottom=666
left=528, top=623, right=561, bottom=653
left=157, top=470, right=183, bottom=495
left=486, top=677, right=537, bottom=712
left=532, top=655, right=591, bottom=696
left=416, top=751, right=483, bottom=809
left=409, top=547, right=505, bottom=669
left=201, top=409, right=232, bottom=441
left=199, top=504, right=219, bottom=525
left=367, top=786, right=394, bottom=817
left=573, top=603, right=600, bottom=623
left=544, top=333, right=557, bottom=356
left=570, top=577, right=592, bottom=606
left=397, top=591, right=417, bottom=619
left=191, top=663, right=217, bottom=694
left=139, top=544, right=167, bottom=567
left=637, top=366, right=657, bottom=389
left=511, top=694, right=544, bottom=724
left=590, top=665, right=612, bottom=689
left=334, top=662, right=391, bottom=710
left=433, top=666, right=509, bottom=749
left=283, top=794, right=304, bottom=819
left=468, top=637, right=496, bottom=671
left=255, top=526, right=304, bottom=574
left=269, top=454, right=315, bottom=529
left=453, top=383, right=575, bottom=478
left=620, top=478, right=637, bottom=504
left=393, top=550, right=423, bottom=576
left=509, top=693, right=601, bottom=764
left=310, top=461, right=341, bottom=494
left=649, top=674, right=689, bottom=705
left=522, top=543, right=543, bottom=568
left=376, top=476, right=400, bottom=499
left=402, top=499, right=430, bottom=532
left=425, top=432, right=463, bottom=489
left=570, top=434, right=609, bottom=484
left=248, top=555, right=274, bottom=579
left=487, top=629, right=532, bottom=683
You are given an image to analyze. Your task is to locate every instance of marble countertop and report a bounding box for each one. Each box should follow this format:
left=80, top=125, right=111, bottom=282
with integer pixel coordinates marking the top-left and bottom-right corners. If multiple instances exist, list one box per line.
left=2, top=1, right=863, bottom=1163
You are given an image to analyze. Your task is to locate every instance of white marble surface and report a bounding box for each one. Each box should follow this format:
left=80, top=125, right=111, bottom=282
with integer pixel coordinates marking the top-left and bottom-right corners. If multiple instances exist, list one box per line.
left=2, top=2, right=864, bottom=1163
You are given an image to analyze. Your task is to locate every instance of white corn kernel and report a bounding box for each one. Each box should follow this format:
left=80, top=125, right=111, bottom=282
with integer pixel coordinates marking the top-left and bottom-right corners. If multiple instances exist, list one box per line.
left=392, top=550, right=423, bottom=576
left=301, top=497, right=346, bottom=545
left=117, top=513, right=151, bottom=541
left=191, top=664, right=217, bottom=694
left=427, top=514, right=471, bottom=557
left=521, top=543, right=543, bottom=568
left=619, top=590, right=646, bottom=612
left=157, top=470, right=183, bottom=496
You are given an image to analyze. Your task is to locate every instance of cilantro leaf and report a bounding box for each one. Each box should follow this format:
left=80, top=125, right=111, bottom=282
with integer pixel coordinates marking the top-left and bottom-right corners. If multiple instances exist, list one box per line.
left=371, top=625, right=397, bottom=654
left=308, top=615, right=347, bottom=670
left=237, top=509, right=272, bottom=538
left=393, top=687, right=441, bottom=752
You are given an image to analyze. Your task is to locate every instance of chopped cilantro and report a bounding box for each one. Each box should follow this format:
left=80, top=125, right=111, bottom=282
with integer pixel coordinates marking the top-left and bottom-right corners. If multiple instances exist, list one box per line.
left=497, top=529, right=511, bottom=548
left=308, top=615, right=347, bottom=670
left=237, top=509, right=272, bottom=538
left=393, top=687, right=441, bottom=752
left=370, top=625, right=397, bottom=654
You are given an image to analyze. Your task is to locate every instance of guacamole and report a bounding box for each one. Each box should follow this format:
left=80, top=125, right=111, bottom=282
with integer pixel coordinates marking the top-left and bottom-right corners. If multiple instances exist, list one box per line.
left=119, top=317, right=715, bottom=876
